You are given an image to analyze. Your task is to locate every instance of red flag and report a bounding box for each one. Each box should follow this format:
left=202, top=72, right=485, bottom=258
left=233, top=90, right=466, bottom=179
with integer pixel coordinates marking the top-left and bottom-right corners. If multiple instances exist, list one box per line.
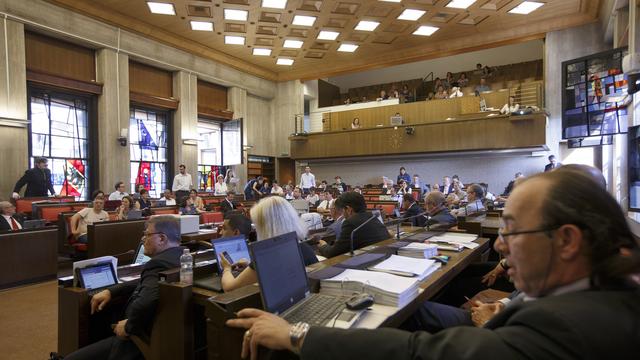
left=60, top=159, right=85, bottom=197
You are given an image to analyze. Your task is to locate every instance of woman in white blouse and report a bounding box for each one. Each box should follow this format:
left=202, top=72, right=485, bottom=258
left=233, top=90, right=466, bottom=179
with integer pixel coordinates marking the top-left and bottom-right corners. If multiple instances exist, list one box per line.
left=214, top=175, right=228, bottom=195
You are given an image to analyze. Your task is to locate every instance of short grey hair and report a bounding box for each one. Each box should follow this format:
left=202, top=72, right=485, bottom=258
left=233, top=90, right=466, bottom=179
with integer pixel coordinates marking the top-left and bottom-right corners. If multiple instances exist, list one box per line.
left=467, top=184, right=484, bottom=199
left=250, top=196, right=307, bottom=242
left=147, top=215, right=181, bottom=244
left=0, top=201, right=13, bottom=212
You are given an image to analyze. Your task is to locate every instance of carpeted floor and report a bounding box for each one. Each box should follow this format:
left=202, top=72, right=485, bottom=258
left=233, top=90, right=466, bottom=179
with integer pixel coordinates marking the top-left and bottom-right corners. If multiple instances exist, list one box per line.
left=0, top=280, right=58, bottom=360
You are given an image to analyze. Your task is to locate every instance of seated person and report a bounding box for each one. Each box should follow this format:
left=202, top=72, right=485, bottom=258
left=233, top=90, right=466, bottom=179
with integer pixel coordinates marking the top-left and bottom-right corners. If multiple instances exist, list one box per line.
left=131, top=184, right=145, bottom=200
left=445, top=193, right=460, bottom=210
left=424, top=191, right=457, bottom=229
left=220, top=196, right=318, bottom=292
left=475, top=78, right=490, bottom=93
left=452, top=184, right=485, bottom=217
left=309, top=201, right=345, bottom=243
left=284, top=185, right=295, bottom=200
left=226, top=169, right=640, bottom=359
left=270, top=180, right=284, bottom=195
left=214, top=175, right=228, bottom=196
left=63, top=216, right=185, bottom=360
left=316, top=190, right=335, bottom=213
left=185, top=189, right=205, bottom=213
left=500, top=96, right=520, bottom=115
left=159, top=189, right=176, bottom=206
left=317, top=180, right=328, bottom=192
left=0, top=201, right=23, bottom=231
left=317, top=192, right=390, bottom=258
left=306, top=187, right=320, bottom=206
left=259, top=180, right=271, bottom=196
left=451, top=180, right=467, bottom=202
left=440, top=176, right=453, bottom=195
left=457, top=72, right=469, bottom=87
left=219, top=191, right=236, bottom=218
left=351, top=117, right=361, bottom=129
left=332, top=176, right=347, bottom=193
left=401, top=193, right=426, bottom=227
left=220, top=214, right=252, bottom=239
left=397, top=180, right=411, bottom=195
left=432, top=77, right=443, bottom=93
left=70, top=196, right=109, bottom=244
left=353, top=186, right=362, bottom=194
left=411, top=174, right=427, bottom=193
left=108, top=181, right=129, bottom=201
left=116, top=195, right=139, bottom=220
left=448, top=86, right=463, bottom=98
left=136, top=189, right=153, bottom=216
left=378, top=89, right=389, bottom=100
left=434, top=85, right=448, bottom=99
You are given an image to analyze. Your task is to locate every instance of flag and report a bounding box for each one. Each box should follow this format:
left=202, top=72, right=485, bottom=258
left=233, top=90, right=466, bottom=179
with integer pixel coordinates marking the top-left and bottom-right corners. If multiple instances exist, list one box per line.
left=136, top=162, right=152, bottom=191
left=61, top=159, right=85, bottom=197
left=138, top=119, right=158, bottom=150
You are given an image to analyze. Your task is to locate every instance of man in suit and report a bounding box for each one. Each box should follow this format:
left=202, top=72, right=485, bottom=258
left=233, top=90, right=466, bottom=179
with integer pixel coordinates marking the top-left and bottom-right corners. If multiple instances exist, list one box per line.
left=423, top=191, right=456, bottom=229
left=227, top=169, right=640, bottom=359
left=544, top=154, right=562, bottom=172
left=62, top=215, right=185, bottom=360
left=439, top=176, right=453, bottom=195
left=317, top=192, right=390, bottom=258
left=401, top=193, right=426, bottom=227
left=0, top=201, right=23, bottom=231
left=502, top=172, right=524, bottom=196
left=12, top=157, right=56, bottom=199
left=219, top=191, right=236, bottom=218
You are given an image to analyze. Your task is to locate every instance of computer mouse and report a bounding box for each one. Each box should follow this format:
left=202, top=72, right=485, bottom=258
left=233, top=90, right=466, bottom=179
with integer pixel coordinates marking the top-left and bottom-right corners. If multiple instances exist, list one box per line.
left=346, top=293, right=375, bottom=310
left=432, top=255, right=450, bottom=265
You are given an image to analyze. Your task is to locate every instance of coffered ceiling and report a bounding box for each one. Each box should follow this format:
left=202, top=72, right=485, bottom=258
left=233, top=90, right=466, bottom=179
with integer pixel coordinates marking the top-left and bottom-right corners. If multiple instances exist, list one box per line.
left=45, top=0, right=601, bottom=82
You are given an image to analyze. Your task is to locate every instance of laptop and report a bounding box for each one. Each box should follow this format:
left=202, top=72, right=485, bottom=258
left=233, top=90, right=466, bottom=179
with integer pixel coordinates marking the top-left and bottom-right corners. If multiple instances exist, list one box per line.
left=250, top=232, right=353, bottom=327
left=193, top=235, right=250, bottom=292
left=76, top=261, right=118, bottom=295
left=127, top=210, right=143, bottom=220
left=23, top=219, right=46, bottom=229
left=133, top=242, right=151, bottom=265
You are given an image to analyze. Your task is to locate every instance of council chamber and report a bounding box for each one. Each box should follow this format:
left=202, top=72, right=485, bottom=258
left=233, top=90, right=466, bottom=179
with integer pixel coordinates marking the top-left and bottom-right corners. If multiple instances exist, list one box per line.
left=0, top=0, right=639, bottom=359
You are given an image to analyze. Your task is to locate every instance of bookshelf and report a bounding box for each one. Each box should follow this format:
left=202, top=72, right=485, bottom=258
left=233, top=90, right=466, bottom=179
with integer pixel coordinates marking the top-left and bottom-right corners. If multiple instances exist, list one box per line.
left=247, top=155, right=275, bottom=181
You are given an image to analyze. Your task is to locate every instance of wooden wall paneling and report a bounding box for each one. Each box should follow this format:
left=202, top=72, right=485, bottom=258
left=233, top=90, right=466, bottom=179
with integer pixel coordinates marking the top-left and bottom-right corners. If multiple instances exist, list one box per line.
left=197, top=80, right=228, bottom=116
left=290, top=113, right=547, bottom=159
left=277, top=157, right=296, bottom=185
left=318, top=80, right=341, bottom=108
left=25, top=31, right=96, bottom=82
left=129, top=61, right=173, bottom=99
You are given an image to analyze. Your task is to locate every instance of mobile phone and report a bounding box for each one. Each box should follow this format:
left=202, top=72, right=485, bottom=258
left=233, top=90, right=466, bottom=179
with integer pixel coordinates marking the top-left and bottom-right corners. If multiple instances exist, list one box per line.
left=221, top=251, right=234, bottom=264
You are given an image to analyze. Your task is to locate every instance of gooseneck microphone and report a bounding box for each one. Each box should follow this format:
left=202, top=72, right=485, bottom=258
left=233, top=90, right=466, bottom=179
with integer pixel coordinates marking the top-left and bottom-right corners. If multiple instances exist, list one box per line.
left=349, top=213, right=379, bottom=257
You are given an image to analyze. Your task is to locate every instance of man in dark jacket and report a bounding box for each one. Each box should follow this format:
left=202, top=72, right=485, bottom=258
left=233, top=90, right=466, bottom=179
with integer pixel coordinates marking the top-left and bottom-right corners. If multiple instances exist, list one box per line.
left=424, top=191, right=456, bottom=229
left=0, top=201, right=24, bottom=231
left=63, top=215, right=184, bottom=360
left=317, top=192, right=390, bottom=258
left=12, top=157, right=56, bottom=198
left=227, top=170, right=640, bottom=360
left=401, top=193, right=426, bottom=227
left=219, top=191, right=236, bottom=218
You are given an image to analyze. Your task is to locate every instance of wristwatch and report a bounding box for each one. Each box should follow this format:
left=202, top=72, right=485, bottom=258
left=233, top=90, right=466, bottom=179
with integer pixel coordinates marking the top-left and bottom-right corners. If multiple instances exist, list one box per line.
left=289, top=322, right=310, bottom=354
left=499, top=258, right=510, bottom=270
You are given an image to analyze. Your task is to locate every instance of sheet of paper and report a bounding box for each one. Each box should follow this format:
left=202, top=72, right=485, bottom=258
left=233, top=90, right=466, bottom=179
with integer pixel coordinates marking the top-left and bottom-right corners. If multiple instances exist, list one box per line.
left=371, top=255, right=436, bottom=276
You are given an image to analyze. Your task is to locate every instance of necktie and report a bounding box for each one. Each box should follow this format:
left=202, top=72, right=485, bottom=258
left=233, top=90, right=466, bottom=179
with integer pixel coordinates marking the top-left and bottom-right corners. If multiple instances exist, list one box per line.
left=10, top=217, right=19, bottom=230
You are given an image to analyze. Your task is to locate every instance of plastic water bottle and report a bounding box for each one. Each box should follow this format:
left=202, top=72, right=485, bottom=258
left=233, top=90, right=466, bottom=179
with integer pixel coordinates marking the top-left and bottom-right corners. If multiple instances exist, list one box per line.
left=180, top=249, right=193, bottom=285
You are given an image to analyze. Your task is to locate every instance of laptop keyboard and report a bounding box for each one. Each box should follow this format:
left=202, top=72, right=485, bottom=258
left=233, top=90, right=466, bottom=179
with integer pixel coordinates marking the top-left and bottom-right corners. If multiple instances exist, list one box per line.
left=284, top=294, right=346, bottom=327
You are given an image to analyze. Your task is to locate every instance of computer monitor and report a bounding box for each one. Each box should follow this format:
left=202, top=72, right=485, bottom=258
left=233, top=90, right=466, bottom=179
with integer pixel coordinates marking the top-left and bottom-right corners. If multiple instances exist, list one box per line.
left=77, top=262, right=118, bottom=290
left=211, top=235, right=251, bottom=273
left=249, top=231, right=309, bottom=315
left=133, top=242, right=151, bottom=265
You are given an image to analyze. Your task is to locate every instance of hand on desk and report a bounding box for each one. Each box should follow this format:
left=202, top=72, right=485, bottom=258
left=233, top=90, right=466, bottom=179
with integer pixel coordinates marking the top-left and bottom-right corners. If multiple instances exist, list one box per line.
left=114, top=319, right=129, bottom=338
left=226, top=308, right=293, bottom=360
left=470, top=301, right=504, bottom=327
left=90, top=290, right=112, bottom=314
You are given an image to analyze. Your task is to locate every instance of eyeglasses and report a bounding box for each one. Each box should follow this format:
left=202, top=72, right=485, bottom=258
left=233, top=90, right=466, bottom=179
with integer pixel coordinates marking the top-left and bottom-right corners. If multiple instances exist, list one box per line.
left=142, top=231, right=164, bottom=239
left=497, top=226, right=560, bottom=244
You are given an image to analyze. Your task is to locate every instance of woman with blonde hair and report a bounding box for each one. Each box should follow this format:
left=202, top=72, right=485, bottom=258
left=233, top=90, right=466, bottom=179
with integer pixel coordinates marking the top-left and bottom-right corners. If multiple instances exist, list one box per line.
left=220, top=196, right=316, bottom=292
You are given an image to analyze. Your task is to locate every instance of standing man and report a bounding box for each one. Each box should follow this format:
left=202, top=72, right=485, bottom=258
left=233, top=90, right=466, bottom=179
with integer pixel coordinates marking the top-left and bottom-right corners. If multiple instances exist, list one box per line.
left=544, top=155, right=562, bottom=172
left=12, top=157, right=56, bottom=199
left=299, top=166, right=316, bottom=195
left=172, top=164, right=192, bottom=204
left=0, top=201, right=23, bottom=231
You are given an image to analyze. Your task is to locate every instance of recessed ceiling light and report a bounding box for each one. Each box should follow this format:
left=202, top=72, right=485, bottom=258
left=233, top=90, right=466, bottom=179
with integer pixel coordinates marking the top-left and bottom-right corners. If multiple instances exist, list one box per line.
left=190, top=21, right=213, bottom=31
left=277, top=58, right=294, bottom=66
left=317, top=30, right=340, bottom=40
left=253, top=48, right=272, bottom=56
left=224, top=9, right=248, bottom=21
left=292, top=15, right=316, bottom=26
left=397, top=9, right=426, bottom=21
left=147, top=2, right=175, bottom=15
left=508, top=1, right=544, bottom=14
left=225, top=35, right=245, bottom=45
left=338, top=44, right=359, bottom=52
left=355, top=20, right=380, bottom=31
left=283, top=39, right=303, bottom=48
left=262, top=0, right=287, bottom=9
left=446, top=0, right=477, bottom=9
left=413, top=25, right=439, bottom=36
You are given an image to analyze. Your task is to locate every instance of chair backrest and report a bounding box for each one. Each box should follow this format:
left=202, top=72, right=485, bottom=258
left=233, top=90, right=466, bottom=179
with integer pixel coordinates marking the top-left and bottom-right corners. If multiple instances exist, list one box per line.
left=150, top=206, right=179, bottom=215
left=200, top=212, right=224, bottom=224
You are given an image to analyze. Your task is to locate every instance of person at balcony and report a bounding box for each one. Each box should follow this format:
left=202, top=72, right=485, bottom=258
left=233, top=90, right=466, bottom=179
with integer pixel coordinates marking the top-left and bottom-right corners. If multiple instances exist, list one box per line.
left=449, top=86, right=463, bottom=98
left=443, top=72, right=455, bottom=89
left=475, top=78, right=491, bottom=93
left=433, top=78, right=443, bottom=93
left=12, top=157, right=57, bottom=199
left=434, top=85, right=448, bottom=99
left=214, top=174, right=228, bottom=195
left=426, top=92, right=435, bottom=101
left=270, top=180, right=284, bottom=196
left=397, top=167, right=411, bottom=185
left=378, top=90, right=389, bottom=100
left=457, top=72, right=469, bottom=87
left=500, top=96, right=520, bottom=115
left=351, top=117, right=361, bottom=129
left=401, top=84, right=412, bottom=103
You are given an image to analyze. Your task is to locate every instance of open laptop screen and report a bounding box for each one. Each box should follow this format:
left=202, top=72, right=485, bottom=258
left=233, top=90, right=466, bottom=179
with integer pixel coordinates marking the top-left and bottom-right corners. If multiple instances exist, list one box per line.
left=134, top=242, right=151, bottom=265
left=250, top=232, right=308, bottom=315
left=78, top=262, right=118, bottom=290
left=212, top=235, right=251, bottom=273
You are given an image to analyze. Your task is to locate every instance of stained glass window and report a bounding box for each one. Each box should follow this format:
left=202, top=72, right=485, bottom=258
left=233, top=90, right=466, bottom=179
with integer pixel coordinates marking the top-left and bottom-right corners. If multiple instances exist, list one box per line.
left=29, top=90, right=90, bottom=199
left=129, top=107, right=169, bottom=198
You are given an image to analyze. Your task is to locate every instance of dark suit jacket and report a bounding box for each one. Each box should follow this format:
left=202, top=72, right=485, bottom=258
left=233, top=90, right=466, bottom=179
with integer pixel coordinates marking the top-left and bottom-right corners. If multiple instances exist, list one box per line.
left=502, top=180, right=515, bottom=196
left=318, top=212, right=390, bottom=258
left=440, top=184, right=454, bottom=194
left=0, top=215, right=24, bottom=231
left=301, top=289, right=640, bottom=359
left=219, top=199, right=235, bottom=217
left=109, top=246, right=183, bottom=336
left=425, top=207, right=457, bottom=229
left=544, top=162, right=562, bottom=172
left=403, top=203, right=426, bottom=227
left=13, top=167, right=55, bottom=197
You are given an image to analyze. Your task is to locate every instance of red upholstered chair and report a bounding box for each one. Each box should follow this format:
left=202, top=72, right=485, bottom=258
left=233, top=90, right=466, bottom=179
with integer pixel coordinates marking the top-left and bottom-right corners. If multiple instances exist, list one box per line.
left=379, top=204, right=397, bottom=217
left=151, top=207, right=179, bottom=215
left=200, top=212, right=224, bottom=224
left=41, top=205, right=73, bottom=223
left=366, top=203, right=375, bottom=209
left=65, top=213, right=87, bottom=253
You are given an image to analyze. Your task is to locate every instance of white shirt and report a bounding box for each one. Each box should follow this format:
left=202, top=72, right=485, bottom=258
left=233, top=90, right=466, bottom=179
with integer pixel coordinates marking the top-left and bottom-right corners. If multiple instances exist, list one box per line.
left=214, top=182, right=228, bottom=196
left=271, top=185, right=284, bottom=195
left=108, top=191, right=128, bottom=201
left=317, top=199, right=334, bottom=211
left=306, top=194, right=319, bottom=205
left=299, top=172, right=316, bottom=189
left=172, top=173, right=193, bottom=192
left=2, top=214, right=21, bottom=230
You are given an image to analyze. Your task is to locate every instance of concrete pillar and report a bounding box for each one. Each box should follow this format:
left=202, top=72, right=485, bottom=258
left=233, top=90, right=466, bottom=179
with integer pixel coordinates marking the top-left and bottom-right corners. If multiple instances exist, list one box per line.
left=172, top=71, right=198, bottom=186
left=228, top=86, right=247, bottom=186
left=0, top=18, right=27, bottom=197
left=96, top=49, right=131, bottom=192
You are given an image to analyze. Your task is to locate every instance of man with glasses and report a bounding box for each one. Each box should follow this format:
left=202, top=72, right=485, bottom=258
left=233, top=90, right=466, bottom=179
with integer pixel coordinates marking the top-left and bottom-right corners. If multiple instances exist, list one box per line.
left=61, top=215, right=185, bottom=360
left=226, top=169, right=640, bottom=359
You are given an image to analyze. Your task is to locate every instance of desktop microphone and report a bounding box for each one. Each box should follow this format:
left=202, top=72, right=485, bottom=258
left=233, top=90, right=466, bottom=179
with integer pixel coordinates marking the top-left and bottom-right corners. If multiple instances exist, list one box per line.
left=349, top=213, right=379, bottom=257
left=396, top=209, right=430, bottom=239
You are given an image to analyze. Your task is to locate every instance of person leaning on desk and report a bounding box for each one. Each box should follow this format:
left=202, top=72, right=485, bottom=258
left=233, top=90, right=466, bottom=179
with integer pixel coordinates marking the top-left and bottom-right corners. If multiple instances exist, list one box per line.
left=227, top=170, right=640, bottom=359
left=59, top=215, right=185, bottom=360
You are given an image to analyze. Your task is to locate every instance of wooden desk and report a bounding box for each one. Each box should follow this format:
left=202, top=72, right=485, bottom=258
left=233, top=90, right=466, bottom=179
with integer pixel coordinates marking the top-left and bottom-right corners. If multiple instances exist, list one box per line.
left=87, top=219, right=147, bottom=264
left=181, top=229, right=220, bottom=243
left=0, top=227, right=58, bottom=289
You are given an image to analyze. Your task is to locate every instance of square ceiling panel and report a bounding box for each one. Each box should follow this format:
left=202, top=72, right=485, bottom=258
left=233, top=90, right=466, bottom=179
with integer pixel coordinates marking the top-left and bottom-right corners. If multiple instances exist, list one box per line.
left=372, top=34, right=397, bottom=44
left=279, top=50, right=299, bottom=57
left=310, top=42, right=331, bottom=50
left=414, top=0, right=440, bottom=4
left=332, top=2, right=360, bottom=15
left=305, top=51, right=326, bottom=59
left=458, top=14, right=488, bottom=25
left=325, top=18, right=349, bottom=28
left=225, top=23, right=246, bottom=33
left=384, top=22, right=410, bottom=33
left=254, top=37, right=275, bottom=46
left=298, top=0, right=323, bottom=12
left=289, top=28, right=309, bottom=38
left=222, top=0, right=249, bottom=4
left=260, top=11, right=283, bottom=23
left=365, top=5, right=394, bottom=18
left=430, top=11, right=457, bottom=23
left=186, top=5, right=211, bottom=17
left=345, top=33, right=368, bottom=42
left=480, top=0, right=514, bottom=11
left=256, top=25, right=278, bottom=35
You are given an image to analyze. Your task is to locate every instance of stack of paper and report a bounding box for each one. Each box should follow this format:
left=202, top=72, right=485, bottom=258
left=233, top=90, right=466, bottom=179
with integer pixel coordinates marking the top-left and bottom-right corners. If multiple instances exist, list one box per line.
left=398, top=243, right=438, bottom=259
left=370, top=255, right=440, bottom=281
left=429, top=232, right=480, bottom=249
left=320, top=269, right=419, bottom=307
